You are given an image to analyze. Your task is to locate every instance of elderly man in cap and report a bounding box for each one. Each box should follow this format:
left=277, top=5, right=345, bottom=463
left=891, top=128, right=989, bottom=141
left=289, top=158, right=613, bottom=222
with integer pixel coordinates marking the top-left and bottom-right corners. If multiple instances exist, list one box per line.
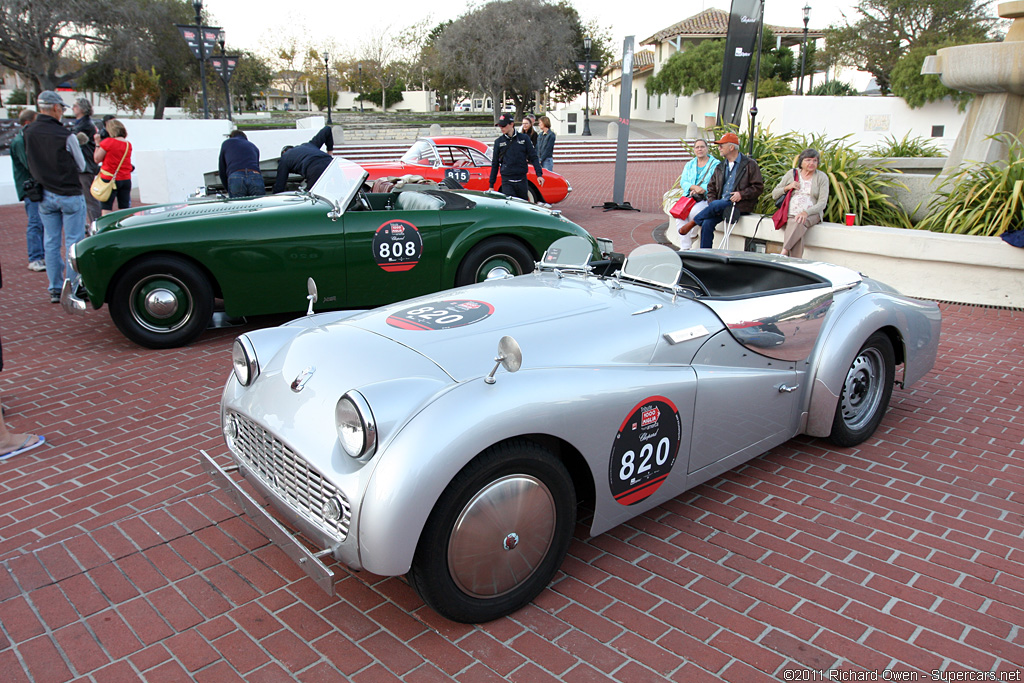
left=488, top=114, right=543, bottom=201
left=677, top=132, right=764, bottom=249
left=23, top=91, right=87, bottom=304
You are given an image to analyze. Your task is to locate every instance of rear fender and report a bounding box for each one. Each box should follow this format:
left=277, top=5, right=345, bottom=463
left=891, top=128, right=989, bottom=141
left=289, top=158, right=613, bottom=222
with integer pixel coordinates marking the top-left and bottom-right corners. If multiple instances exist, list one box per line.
left=805, top=292, right=940, bottom=437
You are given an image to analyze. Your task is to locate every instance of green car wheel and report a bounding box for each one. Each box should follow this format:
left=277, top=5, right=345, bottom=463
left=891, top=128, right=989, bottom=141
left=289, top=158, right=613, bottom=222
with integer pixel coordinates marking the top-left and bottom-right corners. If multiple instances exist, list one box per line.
left=109, top=256, right=214, bottom=349
left=456, top=238, right=534, bottom=286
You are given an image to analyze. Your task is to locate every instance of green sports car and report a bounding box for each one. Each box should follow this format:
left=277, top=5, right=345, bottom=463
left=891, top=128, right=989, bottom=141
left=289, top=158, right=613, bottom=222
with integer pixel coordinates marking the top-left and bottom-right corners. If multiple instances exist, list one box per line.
left=62, top=158, right=606, bottom=349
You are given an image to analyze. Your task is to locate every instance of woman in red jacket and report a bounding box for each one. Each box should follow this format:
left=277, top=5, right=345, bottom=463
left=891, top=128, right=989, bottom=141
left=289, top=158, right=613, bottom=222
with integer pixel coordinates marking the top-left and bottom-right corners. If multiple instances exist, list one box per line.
left=92, top=119, right=133, bottom=215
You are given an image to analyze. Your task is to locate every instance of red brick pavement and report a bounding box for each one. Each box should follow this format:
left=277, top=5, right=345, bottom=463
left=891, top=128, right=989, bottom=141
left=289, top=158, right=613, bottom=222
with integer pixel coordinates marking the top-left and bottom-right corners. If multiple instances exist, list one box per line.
left=1, top=167, right=1023, bottom=681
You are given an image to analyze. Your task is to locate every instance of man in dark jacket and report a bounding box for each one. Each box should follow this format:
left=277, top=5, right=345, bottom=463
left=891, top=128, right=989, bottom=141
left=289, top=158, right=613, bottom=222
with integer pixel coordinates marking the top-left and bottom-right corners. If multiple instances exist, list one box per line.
left=219, top=130, right=264, bottom=197
left=488, top=114, right=544, bottom=201
left=678, top=132, right=764, bottom=249
left=23, top=91, right=87, bottom=303
left=272, top=125, right=334, bottom=194
left=10, top=109, right=45, bottom=272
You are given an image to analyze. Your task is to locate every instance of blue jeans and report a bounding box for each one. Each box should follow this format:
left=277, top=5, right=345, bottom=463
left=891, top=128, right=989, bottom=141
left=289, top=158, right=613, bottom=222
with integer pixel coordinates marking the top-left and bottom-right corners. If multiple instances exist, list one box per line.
left=24, top=197, right=44, bottom=262
left=39, top=190, right=86, bottom=294
left=692, top=199, right=741, bottom=249
left=541, top=158, right=553, bottom=172
left=228, top=170, right=266, bottom=198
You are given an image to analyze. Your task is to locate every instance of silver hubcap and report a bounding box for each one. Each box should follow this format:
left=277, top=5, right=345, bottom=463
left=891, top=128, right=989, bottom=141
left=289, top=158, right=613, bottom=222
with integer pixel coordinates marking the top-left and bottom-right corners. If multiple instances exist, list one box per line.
left=145, top=289, right=179, bottom=319
left=447, top=475, right=556, bottom=598
left=840, top=347, right=885, bottom=431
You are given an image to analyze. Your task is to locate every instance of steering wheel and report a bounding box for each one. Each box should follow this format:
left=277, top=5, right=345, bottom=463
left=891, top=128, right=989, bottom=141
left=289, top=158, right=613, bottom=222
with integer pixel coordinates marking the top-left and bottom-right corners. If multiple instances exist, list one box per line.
left=348, top=191, right=372, bottom=212
left=678, top=265, right=710, bottom=296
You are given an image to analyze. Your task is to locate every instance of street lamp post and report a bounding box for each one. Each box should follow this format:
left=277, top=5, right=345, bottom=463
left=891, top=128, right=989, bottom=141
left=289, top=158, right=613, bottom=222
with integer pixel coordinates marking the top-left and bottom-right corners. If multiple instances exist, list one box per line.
left=323, top=51, right=332, bottom=124
left=582, top=36, right=593, bottom=136
left=217, top=32, right=232, bottom=120
left=357, top=64, right=364, bottom=113
left=193, top=0, right=209, bottom=118
left=799, top=4, right=811, bottom=95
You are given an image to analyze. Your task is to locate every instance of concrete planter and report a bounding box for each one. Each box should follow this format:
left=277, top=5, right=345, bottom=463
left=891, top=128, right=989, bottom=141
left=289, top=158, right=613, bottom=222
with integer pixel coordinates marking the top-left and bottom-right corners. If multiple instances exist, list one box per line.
left=667, top=215, right=1024, bottom=308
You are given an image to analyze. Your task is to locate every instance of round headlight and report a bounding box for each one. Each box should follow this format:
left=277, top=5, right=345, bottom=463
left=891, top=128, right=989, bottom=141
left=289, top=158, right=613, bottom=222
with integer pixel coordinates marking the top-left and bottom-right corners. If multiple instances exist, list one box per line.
left=335, top=392, right=376, bottom=460
left=232, top=336, right=259, bottom=386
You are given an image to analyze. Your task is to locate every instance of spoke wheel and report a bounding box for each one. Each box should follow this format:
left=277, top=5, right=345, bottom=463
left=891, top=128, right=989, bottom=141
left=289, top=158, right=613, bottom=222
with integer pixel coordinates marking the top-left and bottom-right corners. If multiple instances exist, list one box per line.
left=408, top=439, right=575, bottom=623
left=828, top=332, right=895, bottom=447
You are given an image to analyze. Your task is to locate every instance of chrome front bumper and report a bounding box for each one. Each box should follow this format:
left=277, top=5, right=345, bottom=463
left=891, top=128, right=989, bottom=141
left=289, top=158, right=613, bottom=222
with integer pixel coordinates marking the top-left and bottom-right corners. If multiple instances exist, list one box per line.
left=199, top=449, right=336, bottom=594
left=60, top=278, right=88, bottom=315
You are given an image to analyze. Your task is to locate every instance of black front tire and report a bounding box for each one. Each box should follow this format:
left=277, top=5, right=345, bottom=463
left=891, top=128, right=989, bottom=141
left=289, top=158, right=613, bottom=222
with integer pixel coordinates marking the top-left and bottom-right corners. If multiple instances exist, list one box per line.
left=108, top=256, right=213, bottom=349
left=828, top=332, right=896, bottom=447
left=408, top=439, right=576, bottom=623
left=455, top=237, right=534, bottom=286
left=527, top=184, right=542, bottom=204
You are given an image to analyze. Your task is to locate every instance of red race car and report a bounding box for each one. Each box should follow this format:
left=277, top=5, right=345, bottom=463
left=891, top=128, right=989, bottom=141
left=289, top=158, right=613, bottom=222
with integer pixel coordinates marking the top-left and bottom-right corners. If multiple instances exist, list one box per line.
left=361, top=136, right=572, bottom=204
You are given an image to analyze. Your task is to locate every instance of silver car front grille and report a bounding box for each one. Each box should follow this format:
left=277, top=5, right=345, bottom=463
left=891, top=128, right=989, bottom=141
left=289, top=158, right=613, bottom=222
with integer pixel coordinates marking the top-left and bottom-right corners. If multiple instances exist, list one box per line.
left=227, top=412, right=350, bottom=541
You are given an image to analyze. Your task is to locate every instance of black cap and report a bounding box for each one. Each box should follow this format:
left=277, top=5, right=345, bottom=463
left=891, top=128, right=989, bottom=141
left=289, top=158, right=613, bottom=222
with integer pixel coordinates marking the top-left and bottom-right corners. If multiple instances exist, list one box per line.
left=495, top=114, right=515, bottom=127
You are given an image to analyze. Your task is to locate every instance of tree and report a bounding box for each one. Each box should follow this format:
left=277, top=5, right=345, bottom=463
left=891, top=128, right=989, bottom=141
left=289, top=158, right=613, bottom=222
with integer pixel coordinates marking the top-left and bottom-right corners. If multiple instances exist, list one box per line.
left=890, top=40, right=980, bottom=110
left=107, top=68, right=162, bottom=117
left=230, top=49, right=274, bottom=111
left=436, top=0, right=576, bottom=121
left=419, top=20, right=470, bottom=111
left=544, top=2, right=613, bottom=106
left=824, top=0, right=998, bottom=95
left=271, top=38, right=310, bottom=111
left=0, top=0, right=141, bottom=91
left=359, top=27, right=402, bottom=111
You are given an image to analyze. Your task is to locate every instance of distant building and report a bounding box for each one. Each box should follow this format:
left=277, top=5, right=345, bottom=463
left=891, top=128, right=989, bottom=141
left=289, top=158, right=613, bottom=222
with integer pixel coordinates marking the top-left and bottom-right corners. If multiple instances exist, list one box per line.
left=600, top=8, right=824, bottom=125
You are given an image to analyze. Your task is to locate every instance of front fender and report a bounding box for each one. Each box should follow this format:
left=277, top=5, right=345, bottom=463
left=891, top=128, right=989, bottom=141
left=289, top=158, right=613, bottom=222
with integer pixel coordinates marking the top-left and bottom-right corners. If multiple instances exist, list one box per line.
left=805, top=290, right=940, bottom=437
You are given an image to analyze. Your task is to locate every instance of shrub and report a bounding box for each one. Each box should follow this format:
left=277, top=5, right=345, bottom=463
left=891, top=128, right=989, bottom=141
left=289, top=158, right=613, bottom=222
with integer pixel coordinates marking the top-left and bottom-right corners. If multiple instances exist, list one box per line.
left=7, top=89, right=28, bottom=105
left=710, top=124, right=913, bottom=228
left=915, top=132, right=1024, bottom=236
left=807, top=80, right=857, bottom=96
left=868, top=132, right=943, bottom=158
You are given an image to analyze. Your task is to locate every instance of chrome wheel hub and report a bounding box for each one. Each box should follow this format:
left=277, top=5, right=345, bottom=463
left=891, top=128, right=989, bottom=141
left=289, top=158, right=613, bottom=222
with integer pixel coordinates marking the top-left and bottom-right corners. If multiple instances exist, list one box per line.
left=840, top=348, right=884, bottom=430
left=145, top=288, right=179, bottom=319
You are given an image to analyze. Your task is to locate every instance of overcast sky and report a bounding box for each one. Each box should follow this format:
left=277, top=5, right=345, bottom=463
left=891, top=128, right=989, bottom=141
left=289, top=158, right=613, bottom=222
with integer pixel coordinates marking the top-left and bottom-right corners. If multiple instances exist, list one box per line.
left=205, top=0, right=860, bottom=59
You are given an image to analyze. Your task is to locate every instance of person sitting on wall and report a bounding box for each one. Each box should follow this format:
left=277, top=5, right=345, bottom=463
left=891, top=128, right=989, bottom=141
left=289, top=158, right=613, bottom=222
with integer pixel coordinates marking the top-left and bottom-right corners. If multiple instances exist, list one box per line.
left=676, top=132, right=764, bottom=249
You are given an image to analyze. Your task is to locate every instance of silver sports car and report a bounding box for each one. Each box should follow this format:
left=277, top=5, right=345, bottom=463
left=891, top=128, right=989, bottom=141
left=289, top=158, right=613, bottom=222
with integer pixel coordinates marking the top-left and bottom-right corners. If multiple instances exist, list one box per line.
left=202, top=237, right=941, bottom=623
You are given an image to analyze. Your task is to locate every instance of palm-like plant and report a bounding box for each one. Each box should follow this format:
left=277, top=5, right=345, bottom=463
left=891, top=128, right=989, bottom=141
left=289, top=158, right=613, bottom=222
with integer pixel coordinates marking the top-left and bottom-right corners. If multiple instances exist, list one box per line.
left=710, top=124, right=912, bottom=227
left=868, top=133, right=943, bottom=158
left=915, top=132, right=1024, bottom=236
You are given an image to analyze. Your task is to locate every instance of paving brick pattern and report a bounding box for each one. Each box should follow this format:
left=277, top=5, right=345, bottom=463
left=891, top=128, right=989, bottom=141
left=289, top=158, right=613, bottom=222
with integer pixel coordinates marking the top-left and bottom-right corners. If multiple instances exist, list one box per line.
left=1, top=163, right=1022, bottom=681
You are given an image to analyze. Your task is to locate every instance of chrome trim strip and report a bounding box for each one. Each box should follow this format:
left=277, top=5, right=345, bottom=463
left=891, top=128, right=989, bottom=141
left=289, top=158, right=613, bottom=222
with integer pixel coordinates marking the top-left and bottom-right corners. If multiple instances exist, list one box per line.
left=664, top=325, right=710, bottom=345
left=200, top=449, right=336, bottom=595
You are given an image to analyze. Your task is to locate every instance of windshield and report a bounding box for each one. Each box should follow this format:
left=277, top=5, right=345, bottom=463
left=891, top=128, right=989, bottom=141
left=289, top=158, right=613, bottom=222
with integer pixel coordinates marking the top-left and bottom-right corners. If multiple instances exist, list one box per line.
left=400, top=140, right=438, bottom=166
left=621, top=244, right=682, bottom=288
left=540, top=236, right=593, bottom=271
left=309, top=158, right=369, bottom=209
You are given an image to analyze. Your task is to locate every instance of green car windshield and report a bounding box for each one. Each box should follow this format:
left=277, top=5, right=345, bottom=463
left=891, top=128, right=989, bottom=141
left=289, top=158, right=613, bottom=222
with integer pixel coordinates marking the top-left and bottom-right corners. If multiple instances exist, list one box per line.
left=309, top=158, right=370, bottom=209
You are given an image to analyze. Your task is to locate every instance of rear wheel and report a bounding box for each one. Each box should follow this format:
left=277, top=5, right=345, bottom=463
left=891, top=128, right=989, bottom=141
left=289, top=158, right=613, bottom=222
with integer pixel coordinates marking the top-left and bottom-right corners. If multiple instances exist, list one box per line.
left=408, top=439, right=576, bottom=623
left=108, top=256, right=213, bottom=349
left=455, top=238, right=534, bottom=286
left=527, top=184, right=542, bottom=204
left=828, top=332, right=895, bottom=447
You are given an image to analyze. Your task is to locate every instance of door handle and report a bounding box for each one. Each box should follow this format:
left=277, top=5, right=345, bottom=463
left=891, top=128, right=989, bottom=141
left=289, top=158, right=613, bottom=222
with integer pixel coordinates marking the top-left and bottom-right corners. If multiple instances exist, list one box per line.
left=778, top=384, right=799, bottom=393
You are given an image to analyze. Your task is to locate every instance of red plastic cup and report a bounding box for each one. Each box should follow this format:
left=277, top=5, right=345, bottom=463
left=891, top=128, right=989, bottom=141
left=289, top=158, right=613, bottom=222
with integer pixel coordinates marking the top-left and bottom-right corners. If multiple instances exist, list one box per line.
left=845, top=213, right=856, bottom=226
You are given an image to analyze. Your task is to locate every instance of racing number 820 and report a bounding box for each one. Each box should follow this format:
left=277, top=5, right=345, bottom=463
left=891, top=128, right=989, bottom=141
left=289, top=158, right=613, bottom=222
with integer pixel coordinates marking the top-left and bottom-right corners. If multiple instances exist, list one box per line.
left=403, top=306, right=464, bottom=325
left=619, top=437, right=671, bottom=480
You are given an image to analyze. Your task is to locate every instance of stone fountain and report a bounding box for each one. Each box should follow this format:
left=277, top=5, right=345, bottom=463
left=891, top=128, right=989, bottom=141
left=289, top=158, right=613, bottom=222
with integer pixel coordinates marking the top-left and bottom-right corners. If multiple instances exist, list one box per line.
left=922, top=0, right=1024, bottom=174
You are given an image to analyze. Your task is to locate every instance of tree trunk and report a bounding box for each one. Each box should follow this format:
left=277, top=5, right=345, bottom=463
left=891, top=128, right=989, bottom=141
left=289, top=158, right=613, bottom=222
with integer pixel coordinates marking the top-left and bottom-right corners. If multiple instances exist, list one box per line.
left=154, top=91, right=168, bottom=119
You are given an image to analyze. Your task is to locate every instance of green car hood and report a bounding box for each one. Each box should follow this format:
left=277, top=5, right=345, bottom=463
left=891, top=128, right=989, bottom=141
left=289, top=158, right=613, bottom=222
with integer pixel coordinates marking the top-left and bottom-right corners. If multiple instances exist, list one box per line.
left=95, top=194, right=312, bottom=234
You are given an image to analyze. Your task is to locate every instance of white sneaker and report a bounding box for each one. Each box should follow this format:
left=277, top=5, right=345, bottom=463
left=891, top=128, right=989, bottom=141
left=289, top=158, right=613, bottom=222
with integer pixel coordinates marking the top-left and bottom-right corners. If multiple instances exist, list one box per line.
left=28, top=260, right=46, bottom=272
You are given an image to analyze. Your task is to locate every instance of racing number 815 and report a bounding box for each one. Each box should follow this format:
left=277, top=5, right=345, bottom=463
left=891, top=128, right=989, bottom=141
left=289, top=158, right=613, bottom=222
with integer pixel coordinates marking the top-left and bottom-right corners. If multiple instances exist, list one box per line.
left=380, top=241, right=418, bottom=259
left=619, top=437, right=671, bottom=480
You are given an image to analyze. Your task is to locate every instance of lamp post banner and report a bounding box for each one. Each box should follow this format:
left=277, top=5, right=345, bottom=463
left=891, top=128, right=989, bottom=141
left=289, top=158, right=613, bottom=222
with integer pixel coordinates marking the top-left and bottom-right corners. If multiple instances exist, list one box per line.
left=210, top=56, right=238, bottom=83
left=612, top=36, right=634, bottom=205
left=176, top=25, right=221, bottom=60
left=717, top=0, right=762, bottom=127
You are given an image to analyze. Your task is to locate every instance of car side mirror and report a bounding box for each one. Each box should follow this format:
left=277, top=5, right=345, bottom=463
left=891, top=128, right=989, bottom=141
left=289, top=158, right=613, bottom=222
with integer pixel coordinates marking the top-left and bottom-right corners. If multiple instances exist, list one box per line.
left=306, top=277, right=318, bottom=316
left=484, top=336, right=522, bottom=385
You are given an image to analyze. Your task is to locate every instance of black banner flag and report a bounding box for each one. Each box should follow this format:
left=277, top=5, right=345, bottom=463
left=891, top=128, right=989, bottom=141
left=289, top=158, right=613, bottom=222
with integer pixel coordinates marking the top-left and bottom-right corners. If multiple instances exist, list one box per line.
left=717, top=0, right=762, bottom=128
left=176, top=25, right=221, bottom=60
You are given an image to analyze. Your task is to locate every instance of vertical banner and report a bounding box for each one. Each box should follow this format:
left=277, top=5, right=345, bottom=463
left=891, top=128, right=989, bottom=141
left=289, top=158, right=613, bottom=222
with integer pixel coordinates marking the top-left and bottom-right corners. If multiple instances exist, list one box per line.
left=717, top=0, right=762, bottom=127
left=611, top=36, right=634, bottom=206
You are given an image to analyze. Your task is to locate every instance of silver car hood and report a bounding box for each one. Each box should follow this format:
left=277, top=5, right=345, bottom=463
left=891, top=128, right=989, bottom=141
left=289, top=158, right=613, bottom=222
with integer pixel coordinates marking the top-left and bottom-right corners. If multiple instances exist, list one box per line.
left=338, top=273, right=697, bottom=381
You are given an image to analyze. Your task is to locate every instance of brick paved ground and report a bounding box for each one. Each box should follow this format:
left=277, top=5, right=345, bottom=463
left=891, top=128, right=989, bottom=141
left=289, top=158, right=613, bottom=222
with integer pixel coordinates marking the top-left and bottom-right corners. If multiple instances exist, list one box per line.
left=1, top=164, right=1022, bottom=682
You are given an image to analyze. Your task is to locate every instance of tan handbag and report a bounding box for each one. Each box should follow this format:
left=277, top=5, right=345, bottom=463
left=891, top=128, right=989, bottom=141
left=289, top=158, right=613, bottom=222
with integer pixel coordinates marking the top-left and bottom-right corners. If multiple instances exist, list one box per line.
left=90, top=142, right=130, bottom=202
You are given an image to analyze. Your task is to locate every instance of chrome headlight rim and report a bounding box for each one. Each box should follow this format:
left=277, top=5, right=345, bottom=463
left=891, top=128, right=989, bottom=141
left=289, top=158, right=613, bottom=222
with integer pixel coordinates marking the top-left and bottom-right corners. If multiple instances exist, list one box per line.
left=232, top=335, right=259, bottom=387
left=335, top=391, right=377, bottom=461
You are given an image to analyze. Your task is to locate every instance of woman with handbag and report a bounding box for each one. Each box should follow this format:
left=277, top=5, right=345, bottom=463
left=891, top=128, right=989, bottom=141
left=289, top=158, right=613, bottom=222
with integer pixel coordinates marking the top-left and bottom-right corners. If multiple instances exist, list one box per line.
left=92, top=119, right=133, bottom=215
left=671, top=139, right=719, bottom=250
left=771, top=148, right=830, bottom=258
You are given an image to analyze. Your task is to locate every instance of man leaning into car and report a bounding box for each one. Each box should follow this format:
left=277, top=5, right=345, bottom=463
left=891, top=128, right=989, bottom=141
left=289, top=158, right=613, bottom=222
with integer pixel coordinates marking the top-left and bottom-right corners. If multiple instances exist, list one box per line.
left=272, top=125, right=335, bottom=194
left=219, top=130, right=265, bottom=198
left=488, top=114, right=543, bottom=201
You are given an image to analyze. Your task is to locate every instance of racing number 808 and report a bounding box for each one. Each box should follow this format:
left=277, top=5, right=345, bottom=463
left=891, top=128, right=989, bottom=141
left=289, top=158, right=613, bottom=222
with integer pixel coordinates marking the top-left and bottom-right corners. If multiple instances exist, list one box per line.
left=619, top=437, right=671, bottom=480
left=379, top=241, right=418, bottom=259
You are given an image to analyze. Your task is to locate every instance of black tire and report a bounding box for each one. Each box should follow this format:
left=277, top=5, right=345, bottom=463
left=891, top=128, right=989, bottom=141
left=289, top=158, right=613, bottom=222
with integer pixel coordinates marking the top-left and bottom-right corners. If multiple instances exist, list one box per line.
left=408, top=439, right=576, bottom=623
left=527, top=184, right=542, bottom=204
left=108, top=256, right=214, bottom=349
left=455, top=237, right=534, bottom=286
left=828, top=332, right=895, bottom=447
